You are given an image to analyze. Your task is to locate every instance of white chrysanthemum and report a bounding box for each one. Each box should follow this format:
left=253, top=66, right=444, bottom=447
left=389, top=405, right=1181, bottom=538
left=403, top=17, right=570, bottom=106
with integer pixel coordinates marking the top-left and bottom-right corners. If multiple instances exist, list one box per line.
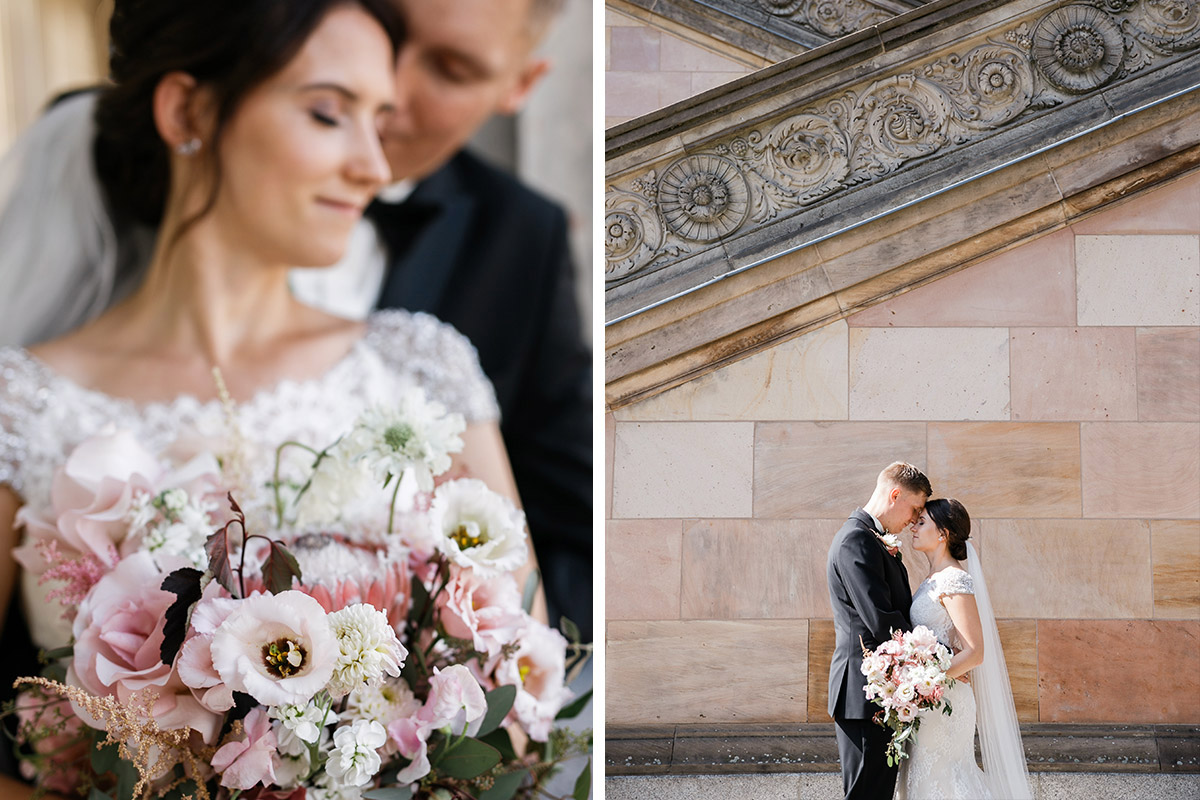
left=344, top=678, right=421, bottom=726
left=326, top=604, right=407, bottom=699
left=340, top=389, right=465, bottom=492
left=294, top=447, right=375, bottom=528
left=325, top=720, right=387, bottom=787
left=429, top=479, right=528, bottom=576
left=269, top=701, right=339, bottom=756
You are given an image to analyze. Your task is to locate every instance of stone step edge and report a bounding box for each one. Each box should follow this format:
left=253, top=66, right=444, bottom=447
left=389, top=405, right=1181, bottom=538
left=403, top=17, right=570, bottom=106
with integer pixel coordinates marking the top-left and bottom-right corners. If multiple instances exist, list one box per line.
left=606, top=723, right=1200, bottom=775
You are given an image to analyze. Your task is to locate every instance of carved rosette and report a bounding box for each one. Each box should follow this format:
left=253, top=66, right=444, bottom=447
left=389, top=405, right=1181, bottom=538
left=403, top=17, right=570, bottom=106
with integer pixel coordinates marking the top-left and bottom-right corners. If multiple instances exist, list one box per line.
left=604, top=186, right=665, bottom=284
left=756, top=0, right=892, bottom=38
left=1032, top=4, right=1125, bottom=93
left=1125, top=0, right=1200, bottom=52
left=657, top=154, right=751, bottom=243
left=852, top=75, right=952, bottom=173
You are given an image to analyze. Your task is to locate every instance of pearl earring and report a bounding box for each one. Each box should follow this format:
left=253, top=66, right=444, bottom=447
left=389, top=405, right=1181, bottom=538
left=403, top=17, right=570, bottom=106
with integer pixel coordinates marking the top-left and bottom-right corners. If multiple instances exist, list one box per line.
left=175, top=137, right=201, bottom=156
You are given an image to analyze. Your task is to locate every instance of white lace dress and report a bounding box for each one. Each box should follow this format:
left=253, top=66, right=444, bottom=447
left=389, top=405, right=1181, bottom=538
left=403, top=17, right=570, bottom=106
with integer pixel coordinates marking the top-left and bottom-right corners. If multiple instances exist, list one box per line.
left=897, top=566, right=992, bottom=800
left=0, top=309, right=499, bottom=649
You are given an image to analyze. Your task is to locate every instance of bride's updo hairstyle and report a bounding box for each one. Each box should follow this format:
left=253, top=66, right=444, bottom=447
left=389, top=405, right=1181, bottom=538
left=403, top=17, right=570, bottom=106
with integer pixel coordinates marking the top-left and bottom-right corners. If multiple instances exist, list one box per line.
left=94, top=0, right=404, bottom=230
left=926, top=498, right=971, bottom=561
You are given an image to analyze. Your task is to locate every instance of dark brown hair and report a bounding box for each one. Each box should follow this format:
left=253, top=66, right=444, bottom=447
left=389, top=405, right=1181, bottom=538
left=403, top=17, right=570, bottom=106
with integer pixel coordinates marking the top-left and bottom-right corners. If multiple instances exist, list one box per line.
left=926, top=498, right=971, bottom=560
left=94, top=0, right=404, bottom=230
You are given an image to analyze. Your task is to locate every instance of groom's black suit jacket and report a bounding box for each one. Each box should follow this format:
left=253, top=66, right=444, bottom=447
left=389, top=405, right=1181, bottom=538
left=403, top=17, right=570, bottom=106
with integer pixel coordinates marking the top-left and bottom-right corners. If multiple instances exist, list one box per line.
left=370, top=150, right=592, bottom=642
left=826, top=509, right=912, bottom=719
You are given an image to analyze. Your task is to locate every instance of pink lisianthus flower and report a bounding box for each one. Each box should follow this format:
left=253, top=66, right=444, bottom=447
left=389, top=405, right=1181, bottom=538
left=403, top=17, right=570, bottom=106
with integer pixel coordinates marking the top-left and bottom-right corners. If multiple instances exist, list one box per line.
left=387, top=665, right=488, bottom=784
left=209, top=590, right=337, bottom=707
left=67, top=550, right=223, bottom=744
left=212, top=707, right=278, bottom=790
left=176, top=587, right=242, bottom=714
left=493, top=617, right=570, bottom=742
left=435, top=565, right=524, bottom=662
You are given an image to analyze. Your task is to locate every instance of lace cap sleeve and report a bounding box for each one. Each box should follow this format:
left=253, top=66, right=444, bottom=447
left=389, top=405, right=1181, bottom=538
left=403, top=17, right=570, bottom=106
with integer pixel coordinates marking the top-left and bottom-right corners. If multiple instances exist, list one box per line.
left=934, top=568, right=975, bottom=599
left=0, top=348, right=38, bottom=494
left=364, top=310, right=499, bottom=424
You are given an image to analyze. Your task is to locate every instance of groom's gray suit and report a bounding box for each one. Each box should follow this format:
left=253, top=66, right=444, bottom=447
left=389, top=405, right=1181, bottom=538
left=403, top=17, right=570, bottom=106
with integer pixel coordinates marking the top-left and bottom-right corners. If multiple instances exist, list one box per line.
left=827, top=508, right=913, bottom=799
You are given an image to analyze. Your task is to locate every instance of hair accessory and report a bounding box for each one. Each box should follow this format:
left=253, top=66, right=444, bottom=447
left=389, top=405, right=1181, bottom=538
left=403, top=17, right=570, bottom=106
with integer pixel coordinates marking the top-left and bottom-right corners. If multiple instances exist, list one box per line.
left=175, top=137, right=201, bottom=156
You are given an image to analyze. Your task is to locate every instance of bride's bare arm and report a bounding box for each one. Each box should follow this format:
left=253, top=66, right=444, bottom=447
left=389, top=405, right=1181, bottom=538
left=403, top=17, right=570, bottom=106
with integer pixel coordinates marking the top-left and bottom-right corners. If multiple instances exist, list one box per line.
left=0, top=486, right=20, bottom=638
left=453, top=422, right=548, bottom=624
left=942, top=592, right=985, bottom=680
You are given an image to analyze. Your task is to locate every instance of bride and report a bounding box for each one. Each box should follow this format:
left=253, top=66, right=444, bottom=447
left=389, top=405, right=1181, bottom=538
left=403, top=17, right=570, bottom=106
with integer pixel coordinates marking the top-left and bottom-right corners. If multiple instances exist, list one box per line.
left=0, top=0, right=543, bottom=795
left=899, top=499, right=1032, bottom=800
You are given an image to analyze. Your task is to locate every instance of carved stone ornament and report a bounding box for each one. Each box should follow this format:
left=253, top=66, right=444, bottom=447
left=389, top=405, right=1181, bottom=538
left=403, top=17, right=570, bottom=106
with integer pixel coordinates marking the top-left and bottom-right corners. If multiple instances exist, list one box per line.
left=755, top=0, right=893, bottom=38
left=1032, top=4, right=1125, bottom=92
left=605, top=0, right=1200, bottom=288
left=657, top=154, right=751, bottom=243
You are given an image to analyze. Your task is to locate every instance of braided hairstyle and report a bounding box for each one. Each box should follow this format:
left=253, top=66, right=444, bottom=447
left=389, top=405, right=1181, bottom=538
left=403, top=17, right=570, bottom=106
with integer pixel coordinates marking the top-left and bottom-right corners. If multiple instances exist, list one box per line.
left=94, top=0, right=404, bottom=230
left=926, top=498, right=971, bottom=561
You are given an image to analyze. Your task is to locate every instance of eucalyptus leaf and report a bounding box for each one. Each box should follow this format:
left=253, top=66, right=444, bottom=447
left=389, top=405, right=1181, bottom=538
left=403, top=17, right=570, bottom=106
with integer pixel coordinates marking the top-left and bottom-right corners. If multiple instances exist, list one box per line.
left=476, top=684, right=517, bottom=737
left=476, top=769, right=526, bottom=800
left=479, top=727, right=517, bottom=762
left=521, top=570, right=540, bottom=614
left=90, top=739, right=118, bottom=774
left=435, top=737, right=501, bottom=779
left=362, top=788, right=414, bottom=800
left=573, top=759, right=592, bottom=800
left=559, top=615, right=580, bottom=644
left=555, top=688, right=592, bottom=720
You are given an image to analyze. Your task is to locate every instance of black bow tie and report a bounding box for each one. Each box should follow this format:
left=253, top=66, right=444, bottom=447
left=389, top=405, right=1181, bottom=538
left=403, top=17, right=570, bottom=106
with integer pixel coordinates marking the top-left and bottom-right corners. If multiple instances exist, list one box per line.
left=366, top=198, right=441, bottom=263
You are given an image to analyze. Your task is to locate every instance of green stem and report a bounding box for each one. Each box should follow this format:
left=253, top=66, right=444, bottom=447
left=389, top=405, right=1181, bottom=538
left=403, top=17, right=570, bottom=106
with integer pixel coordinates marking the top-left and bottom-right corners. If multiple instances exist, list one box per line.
left=273, top=440, right=321, bottom=526
left=386, top=470, right=403, bottom=535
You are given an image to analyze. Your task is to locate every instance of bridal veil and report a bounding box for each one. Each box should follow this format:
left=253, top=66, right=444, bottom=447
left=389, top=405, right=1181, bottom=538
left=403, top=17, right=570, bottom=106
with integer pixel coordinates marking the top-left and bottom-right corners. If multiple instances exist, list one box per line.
left=0, top=92, right=151, bottom=346
left=965, top=541, right=1033, bottom=799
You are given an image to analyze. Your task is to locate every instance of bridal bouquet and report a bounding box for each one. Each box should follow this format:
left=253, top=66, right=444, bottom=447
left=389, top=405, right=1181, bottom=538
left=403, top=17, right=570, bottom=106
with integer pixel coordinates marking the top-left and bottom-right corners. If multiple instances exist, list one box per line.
left=7, top=389, right=591, bottom=800
left=860, top=626, right=956, bottom=766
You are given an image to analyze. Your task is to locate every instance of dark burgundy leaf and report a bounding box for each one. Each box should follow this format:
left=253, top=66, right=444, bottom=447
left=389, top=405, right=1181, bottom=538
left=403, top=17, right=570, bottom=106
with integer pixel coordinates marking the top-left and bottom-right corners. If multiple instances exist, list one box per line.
left=160, top=567, right=203, bottom=665
left=262, top=540, right=303, bottom=594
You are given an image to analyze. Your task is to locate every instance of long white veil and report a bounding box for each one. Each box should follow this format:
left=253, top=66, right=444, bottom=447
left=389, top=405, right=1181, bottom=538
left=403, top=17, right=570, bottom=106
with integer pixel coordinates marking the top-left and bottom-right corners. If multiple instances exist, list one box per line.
left=965, top=541, right=1032, bottom=799
left=0, top=92, right=152, bottom=346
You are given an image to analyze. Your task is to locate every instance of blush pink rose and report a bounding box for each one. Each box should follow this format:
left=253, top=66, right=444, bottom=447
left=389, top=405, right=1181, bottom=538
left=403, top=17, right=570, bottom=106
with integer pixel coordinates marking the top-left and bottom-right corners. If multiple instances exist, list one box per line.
left=212, top=707, right=278, bottom=790
left=435, top=566, right=523, bottom=662
left=68, top=550, right=223, bottom=744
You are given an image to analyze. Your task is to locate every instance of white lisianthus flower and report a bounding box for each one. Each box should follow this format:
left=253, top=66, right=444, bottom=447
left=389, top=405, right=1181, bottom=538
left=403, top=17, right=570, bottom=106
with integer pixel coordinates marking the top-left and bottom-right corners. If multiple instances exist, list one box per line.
left=430, top=479, right=527, bottom=576
left=325, top=720, right=387, bottom=787
left=896, top=682, right=917, bottom=704
left=341, top=390, right=465, bottom=492
left=325, top=603, right=407, bottom=699
left=270, top=701, right=339, bottom=756
left=209, top=591, right=337, bottom=707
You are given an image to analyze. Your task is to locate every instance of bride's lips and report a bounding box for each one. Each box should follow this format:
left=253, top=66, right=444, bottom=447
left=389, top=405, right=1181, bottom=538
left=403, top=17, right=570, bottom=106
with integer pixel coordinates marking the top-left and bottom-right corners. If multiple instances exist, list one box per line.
left=315, top=197, right=366, bottom=217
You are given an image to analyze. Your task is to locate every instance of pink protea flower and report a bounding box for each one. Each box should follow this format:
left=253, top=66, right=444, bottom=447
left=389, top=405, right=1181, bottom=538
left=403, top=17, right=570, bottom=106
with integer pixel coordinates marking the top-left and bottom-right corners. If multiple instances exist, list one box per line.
left=212, top=707, right=278, bottom=790
left=209, top=591, right=337, bottom=707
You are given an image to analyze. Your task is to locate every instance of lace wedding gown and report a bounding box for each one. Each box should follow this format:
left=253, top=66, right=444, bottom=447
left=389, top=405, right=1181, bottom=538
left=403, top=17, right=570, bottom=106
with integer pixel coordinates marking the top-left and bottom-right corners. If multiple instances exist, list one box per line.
left=0, top=309, right=499, bottom=650
left=897, top=566, right=992, bottom=800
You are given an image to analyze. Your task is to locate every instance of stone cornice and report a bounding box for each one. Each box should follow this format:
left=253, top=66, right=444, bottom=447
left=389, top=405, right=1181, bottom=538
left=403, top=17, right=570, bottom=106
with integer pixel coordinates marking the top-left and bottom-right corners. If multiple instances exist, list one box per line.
left=604, top=0, right=1200, bottom=408
left=612, top=0, right=923, bottom=57
left=607, top=723, right=1200, bottom=775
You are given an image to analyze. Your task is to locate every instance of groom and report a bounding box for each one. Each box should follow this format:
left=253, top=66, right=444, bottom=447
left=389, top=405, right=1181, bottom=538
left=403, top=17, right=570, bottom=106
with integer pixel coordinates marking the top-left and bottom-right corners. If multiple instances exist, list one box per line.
left=826, top=462, right=931, bottom=799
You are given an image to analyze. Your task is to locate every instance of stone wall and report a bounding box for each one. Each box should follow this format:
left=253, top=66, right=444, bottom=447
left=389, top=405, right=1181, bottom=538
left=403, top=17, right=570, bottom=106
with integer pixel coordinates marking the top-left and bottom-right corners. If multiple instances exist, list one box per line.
left=606, top=3, right=761, bottom=129
left=605, top=170, right=1200, bottom=728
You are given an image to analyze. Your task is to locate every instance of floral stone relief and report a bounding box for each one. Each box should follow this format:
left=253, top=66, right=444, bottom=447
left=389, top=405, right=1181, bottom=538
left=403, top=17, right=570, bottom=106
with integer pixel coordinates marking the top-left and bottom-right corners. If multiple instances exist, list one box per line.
left=605, top=0, right=1200, bottom=288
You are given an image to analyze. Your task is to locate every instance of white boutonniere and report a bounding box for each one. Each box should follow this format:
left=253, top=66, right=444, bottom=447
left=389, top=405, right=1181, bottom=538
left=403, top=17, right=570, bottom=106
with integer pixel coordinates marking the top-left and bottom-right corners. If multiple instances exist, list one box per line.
left=875, top=532, right=901, bottom=557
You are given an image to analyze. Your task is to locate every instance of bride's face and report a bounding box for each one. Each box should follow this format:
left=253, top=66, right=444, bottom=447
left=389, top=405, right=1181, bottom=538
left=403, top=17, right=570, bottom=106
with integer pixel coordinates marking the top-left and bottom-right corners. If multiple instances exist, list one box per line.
left=909, top=512, right=943, bottom=554
left=203, top=5, right=396, bottom=267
